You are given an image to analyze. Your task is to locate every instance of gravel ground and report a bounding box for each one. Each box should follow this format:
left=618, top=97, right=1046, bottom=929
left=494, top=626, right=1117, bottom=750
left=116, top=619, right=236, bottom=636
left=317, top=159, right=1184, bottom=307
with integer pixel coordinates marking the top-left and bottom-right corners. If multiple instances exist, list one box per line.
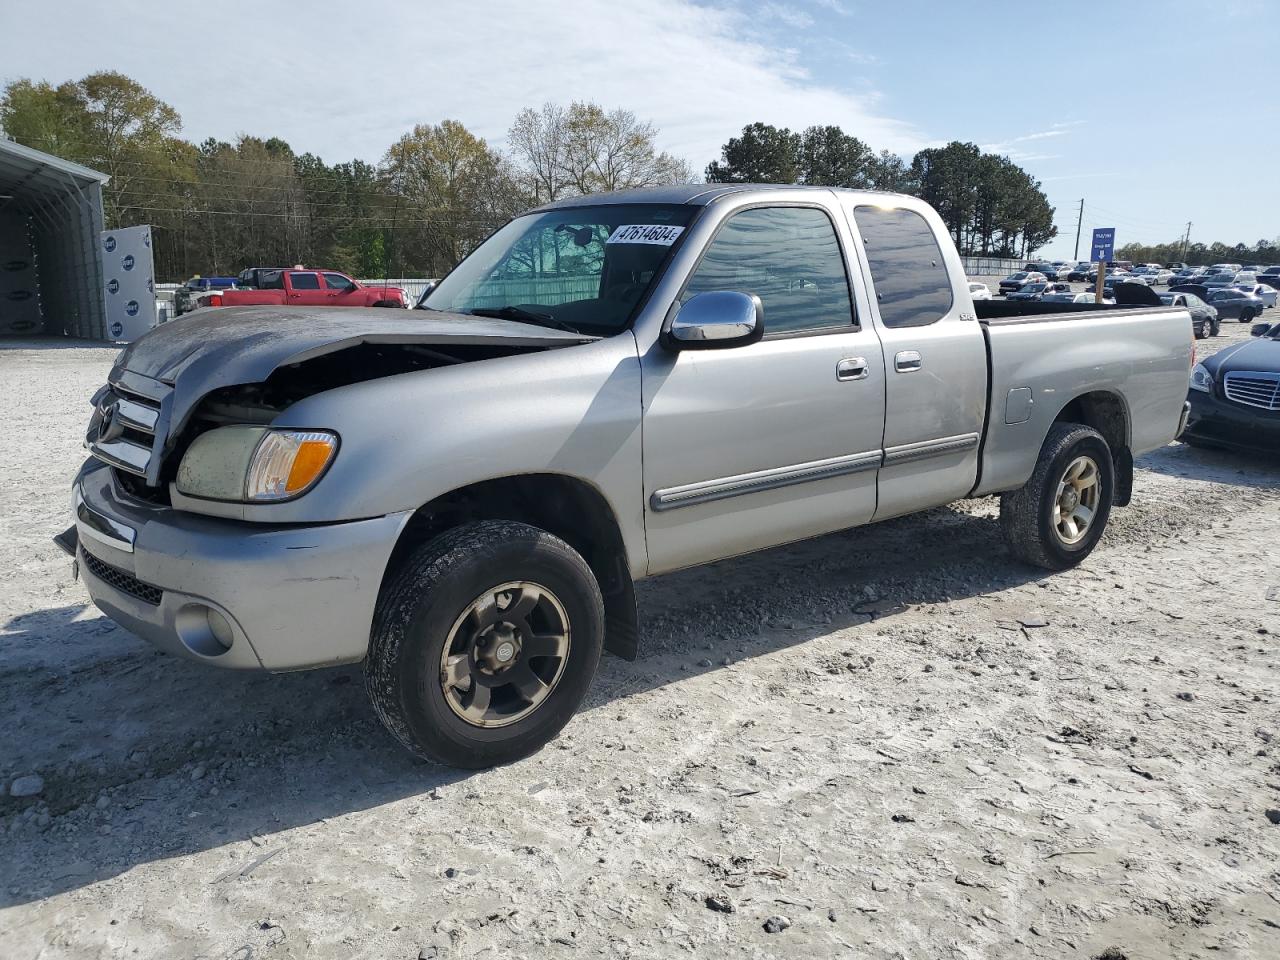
left=1, top=320, right=1278, bottom=960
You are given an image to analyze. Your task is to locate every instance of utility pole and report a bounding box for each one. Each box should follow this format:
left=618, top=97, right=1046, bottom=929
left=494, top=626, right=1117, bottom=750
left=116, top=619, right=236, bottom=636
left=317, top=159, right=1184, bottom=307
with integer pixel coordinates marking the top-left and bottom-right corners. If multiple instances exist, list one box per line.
left=1180, top=221, right=1192, bottom=261
left=1073, top=198, right=1084, bottom=261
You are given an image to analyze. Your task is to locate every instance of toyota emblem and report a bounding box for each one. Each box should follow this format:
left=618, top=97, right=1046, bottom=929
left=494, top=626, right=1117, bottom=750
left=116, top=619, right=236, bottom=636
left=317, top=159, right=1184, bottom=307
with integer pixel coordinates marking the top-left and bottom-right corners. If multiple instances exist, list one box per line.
left=97, top=401, right=125, bottom=443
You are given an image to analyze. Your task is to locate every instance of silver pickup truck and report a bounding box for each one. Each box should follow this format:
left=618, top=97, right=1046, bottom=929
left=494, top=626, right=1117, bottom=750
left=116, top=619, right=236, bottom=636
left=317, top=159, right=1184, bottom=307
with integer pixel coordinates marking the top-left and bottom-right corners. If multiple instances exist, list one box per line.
left=63, top=185, right=1193, bottom=767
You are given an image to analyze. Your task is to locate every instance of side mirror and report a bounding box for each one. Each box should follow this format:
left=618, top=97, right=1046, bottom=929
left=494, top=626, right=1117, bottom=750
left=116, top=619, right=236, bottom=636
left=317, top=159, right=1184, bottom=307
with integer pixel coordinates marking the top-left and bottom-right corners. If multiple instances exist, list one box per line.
left=1252, top=322, right=1272, bottom=337
left=665, top=291, right=764, bottom=350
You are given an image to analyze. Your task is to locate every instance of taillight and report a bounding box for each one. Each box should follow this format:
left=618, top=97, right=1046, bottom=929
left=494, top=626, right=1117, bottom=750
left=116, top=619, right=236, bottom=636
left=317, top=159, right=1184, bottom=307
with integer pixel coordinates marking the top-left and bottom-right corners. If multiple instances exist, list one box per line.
left=207, top=294, right=223, bottom=307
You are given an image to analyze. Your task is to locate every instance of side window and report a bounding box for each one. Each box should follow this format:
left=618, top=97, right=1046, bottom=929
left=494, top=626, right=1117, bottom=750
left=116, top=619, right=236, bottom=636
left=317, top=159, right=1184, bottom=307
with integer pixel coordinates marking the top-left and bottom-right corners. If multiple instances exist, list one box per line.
left=853, top=206, right=954, bottom=328
left=290, top=272, right=320, bottom=290
left=681, top=206, right=855, bottom=335
left=324, top=273, right=353, bottom=290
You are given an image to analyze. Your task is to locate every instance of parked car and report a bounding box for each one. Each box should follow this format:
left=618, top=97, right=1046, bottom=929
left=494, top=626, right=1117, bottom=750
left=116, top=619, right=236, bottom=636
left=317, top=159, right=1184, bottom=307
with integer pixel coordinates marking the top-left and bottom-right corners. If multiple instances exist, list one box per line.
left=62, top=184, right=1194, bottom=767
left=999, top=270, right=1047, bottom=293
left=174, top=276, right=238, bottom=317
left=204, top=269, right=408, bottom=309
left=1236, top=284, right=1278, bottom=309
left=1233, top=270, right=1258, bottom=287
left=1165, top=262, right=1188, bottom=270
left=1160, top=291, right=1219, bottom=338
left=1204, top=287, right=1268, bottom=322
left=236, top=266, right=289, bottom=290
left=1042, top=291, right=1113, bottom=304
left=1256, top=266, right=1280, bottom=291
left=1183, top=320, right=1280, bottom=454
left=1007, top=281, right=1072, bottom=301
left=967, top=281, right=993, bottom=301
left=1067, top=265, right=1092, bottom=282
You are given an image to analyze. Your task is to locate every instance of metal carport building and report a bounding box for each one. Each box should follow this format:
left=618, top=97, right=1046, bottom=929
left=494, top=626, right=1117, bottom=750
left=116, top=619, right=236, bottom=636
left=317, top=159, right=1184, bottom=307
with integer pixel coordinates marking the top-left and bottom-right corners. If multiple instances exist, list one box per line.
left=0, top=138, right=109, bottom=338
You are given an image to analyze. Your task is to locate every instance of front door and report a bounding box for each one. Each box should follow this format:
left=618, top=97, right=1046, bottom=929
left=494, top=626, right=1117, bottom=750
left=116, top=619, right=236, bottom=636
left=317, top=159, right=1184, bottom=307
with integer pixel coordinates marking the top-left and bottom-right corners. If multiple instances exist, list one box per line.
left=323, top=272, right=366, bottom=305
left=640, top=202, right=886, bottom=575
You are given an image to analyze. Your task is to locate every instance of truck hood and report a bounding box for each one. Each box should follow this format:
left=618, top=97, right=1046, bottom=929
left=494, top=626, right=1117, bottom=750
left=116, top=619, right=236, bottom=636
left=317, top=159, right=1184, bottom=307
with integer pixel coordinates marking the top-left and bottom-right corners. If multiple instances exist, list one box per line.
left=110, top=306, right=597, bottom=446
left=116, top=306, right=593, bottom=384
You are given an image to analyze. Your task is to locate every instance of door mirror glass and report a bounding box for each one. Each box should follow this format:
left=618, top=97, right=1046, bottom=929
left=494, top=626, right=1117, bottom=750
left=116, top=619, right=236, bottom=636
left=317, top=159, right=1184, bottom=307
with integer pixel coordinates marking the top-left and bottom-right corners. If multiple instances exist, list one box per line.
left=666, top=291, right=763, bottom=350
left=1251, top=322, right=1272, bottom=337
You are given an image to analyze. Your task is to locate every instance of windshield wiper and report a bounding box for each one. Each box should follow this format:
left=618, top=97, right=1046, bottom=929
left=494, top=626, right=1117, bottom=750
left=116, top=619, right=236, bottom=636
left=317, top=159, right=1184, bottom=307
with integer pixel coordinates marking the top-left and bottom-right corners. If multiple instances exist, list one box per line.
left=467, top=306, right=579, bottom=333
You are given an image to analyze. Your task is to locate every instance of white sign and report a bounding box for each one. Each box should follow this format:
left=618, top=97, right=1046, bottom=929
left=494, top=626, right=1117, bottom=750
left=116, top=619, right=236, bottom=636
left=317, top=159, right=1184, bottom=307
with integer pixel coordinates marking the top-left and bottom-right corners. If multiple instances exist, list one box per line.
left=101, top=224, right=156, bottom=342
left=606, top=224, right=684, bottom=246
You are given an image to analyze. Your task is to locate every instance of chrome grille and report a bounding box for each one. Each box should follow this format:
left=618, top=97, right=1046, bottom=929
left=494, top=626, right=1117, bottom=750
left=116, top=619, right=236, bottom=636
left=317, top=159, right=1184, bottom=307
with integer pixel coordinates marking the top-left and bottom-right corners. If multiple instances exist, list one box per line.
left=86, top=383, right=166, bottom=479
left=1223, top=371, right=1280, bottom=411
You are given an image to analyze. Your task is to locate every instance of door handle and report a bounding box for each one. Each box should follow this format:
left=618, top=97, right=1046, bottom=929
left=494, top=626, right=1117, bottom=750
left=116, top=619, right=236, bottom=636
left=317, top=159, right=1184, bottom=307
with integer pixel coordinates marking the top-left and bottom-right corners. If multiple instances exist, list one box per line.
left=836, top=357, right=868, bottom=381
left=895, top=350, right=923, bottom=373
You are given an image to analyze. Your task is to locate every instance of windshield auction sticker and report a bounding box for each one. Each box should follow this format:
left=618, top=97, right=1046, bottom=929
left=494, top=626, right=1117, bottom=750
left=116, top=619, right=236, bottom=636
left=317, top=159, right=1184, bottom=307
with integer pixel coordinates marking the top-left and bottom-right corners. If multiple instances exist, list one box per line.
left=606, top=224, right=685, bottom=245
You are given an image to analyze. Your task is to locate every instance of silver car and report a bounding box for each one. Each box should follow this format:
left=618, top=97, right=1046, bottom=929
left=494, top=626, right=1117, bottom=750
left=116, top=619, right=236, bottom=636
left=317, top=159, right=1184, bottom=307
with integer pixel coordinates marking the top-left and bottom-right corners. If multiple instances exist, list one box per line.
left=64, top=185, right=1194, bottom=767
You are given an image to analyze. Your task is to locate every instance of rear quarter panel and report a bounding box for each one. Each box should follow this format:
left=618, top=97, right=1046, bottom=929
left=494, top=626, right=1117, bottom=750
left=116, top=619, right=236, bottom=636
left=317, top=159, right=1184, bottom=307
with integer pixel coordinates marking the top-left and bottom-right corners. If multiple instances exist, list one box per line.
left=973, top=307, right=1192, bottom=496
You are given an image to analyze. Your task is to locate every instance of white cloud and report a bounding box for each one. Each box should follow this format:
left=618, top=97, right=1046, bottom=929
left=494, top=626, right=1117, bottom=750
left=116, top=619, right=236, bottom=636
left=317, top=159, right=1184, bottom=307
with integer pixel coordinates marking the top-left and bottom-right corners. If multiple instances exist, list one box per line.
left=758, top=2, right=815, bottom=29
left=1, top=0, right=926, bottom=171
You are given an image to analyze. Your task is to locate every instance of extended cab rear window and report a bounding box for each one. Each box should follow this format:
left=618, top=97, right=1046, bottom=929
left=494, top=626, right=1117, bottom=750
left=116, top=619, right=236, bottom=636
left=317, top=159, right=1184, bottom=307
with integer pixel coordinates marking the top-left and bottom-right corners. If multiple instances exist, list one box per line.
left=853, top=206, right=953, bottom=328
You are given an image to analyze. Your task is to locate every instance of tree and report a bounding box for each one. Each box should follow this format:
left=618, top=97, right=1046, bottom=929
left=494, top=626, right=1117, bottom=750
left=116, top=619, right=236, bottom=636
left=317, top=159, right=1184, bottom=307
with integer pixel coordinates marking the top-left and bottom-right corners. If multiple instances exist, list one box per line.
left=797, top=125, right=873, bottom=187
left=705, top=123, right=802, bottom=183
left=1, top=71, right=189, bottom=227
left=508, top=101, right=691, bottom=201
left=384, top=119, right=525, bottom=274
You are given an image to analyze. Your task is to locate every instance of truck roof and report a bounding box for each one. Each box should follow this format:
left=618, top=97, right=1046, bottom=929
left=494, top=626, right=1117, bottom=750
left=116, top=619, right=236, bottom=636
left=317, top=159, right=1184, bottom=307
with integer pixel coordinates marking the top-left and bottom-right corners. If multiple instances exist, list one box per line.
left=532, top=183, right=913, bottom=211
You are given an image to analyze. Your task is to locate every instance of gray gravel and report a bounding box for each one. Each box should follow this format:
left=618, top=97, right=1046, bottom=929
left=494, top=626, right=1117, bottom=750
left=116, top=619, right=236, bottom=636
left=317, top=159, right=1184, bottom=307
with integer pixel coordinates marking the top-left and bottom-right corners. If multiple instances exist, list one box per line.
left=1, top=327, right=1277, bottom=959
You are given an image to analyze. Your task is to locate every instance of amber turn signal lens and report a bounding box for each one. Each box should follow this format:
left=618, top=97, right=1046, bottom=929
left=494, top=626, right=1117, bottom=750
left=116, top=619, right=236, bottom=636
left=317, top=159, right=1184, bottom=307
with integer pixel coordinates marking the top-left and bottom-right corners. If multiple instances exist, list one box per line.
left=287, top=439, right=337, bottom=493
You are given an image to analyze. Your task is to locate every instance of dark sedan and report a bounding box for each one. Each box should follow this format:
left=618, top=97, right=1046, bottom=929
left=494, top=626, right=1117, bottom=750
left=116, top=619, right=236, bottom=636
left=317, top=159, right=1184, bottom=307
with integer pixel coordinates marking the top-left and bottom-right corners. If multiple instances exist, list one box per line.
left=1183, top=321, right=1280, bottom=454
left=1204, top=287, right=1268, bottom=322
left=1067, top=266, right=1092, bottom=281
left=1006, top=281, right=1071, bottom=301
left=1160, top=291, right=1219, bottom=338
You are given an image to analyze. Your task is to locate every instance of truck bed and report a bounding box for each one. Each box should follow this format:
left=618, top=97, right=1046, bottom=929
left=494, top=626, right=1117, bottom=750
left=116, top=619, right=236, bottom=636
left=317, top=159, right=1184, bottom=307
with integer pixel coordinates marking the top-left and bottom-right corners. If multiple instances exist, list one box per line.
left=971, top=303, right=1194, bottom=497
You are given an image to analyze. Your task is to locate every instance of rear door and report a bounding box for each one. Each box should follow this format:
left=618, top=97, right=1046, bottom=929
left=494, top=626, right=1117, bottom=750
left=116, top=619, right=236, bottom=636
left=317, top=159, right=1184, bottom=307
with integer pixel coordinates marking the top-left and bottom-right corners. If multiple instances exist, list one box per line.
left=844, top=201, right=988, bottom=520
left=286, top=272, right=326, bottom=305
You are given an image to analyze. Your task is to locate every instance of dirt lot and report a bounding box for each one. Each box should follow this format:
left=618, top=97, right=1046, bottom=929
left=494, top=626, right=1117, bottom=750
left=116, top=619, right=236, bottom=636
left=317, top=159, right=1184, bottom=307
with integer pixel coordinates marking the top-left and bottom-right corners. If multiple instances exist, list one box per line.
left=1, top=320, right=1278, bottom=960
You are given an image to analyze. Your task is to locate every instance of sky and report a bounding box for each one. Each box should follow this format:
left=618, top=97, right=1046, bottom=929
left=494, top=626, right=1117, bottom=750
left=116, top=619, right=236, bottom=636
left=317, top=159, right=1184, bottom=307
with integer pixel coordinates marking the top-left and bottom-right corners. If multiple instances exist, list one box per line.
left=3, top=0, right=1277, bottom=259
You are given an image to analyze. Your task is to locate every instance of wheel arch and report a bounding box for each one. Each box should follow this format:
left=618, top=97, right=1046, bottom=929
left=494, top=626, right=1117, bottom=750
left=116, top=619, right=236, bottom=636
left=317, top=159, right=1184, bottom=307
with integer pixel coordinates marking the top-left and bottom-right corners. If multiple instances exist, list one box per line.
left=1050, top=389, right=1133, bottom=506
left=382, top=473, right=639, bottom=660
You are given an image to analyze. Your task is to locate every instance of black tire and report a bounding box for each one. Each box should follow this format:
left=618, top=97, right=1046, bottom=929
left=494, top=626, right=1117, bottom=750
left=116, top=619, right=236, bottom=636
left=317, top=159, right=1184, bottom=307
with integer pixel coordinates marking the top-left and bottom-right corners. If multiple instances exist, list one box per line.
left=365, top=520, right=604, bottom=767
left=1194, top=322, right=1207, bottom=340
left=1240, top=309, right=1255, bottom=324
left=1000, top=423, right=1115, bottom=571
left=1210, top=317, right=1220, bottom=337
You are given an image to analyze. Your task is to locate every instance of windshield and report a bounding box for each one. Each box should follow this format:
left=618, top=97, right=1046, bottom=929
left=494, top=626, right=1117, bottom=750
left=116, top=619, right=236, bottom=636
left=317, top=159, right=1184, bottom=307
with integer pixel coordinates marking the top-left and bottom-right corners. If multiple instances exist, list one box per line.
left=421, top=203, right=697, bottom=334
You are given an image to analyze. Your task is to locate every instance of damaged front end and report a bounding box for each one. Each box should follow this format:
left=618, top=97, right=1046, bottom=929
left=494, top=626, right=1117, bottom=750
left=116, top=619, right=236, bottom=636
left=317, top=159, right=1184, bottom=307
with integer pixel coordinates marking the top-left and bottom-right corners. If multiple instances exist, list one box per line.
left=85, top=306, right=595, bottom=506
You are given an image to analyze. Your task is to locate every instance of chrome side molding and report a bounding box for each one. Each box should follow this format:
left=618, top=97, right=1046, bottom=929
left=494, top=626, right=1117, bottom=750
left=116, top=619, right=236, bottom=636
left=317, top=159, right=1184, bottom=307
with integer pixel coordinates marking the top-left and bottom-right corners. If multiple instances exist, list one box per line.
left=883, top=432, right=980, bottom=466
left=651, top=450, right=882, bottom=512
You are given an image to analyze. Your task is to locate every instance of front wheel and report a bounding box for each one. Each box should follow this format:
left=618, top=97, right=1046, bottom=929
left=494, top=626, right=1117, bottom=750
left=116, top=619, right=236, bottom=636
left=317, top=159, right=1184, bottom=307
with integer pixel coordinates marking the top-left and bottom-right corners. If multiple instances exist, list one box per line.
left=1240, top=309, right=1256, bottom=324
left=1000, top=423, right=1115, bottom=571
left=365, top=520, right=604, bottom=767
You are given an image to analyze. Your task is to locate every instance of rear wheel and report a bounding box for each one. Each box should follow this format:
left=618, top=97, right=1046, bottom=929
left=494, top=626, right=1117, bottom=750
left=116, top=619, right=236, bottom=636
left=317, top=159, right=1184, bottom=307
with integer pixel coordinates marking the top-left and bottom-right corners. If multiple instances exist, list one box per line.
left=1240, top=308, right=1256, bottom=324
left=365, top=520, right=604, bottom=767
left=1000, top=423, right=1115, bottom=571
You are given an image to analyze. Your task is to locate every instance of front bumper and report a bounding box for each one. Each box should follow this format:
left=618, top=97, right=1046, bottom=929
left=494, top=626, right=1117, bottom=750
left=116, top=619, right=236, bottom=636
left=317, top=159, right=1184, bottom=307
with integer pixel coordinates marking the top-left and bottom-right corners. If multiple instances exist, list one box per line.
left=1182, top=390, right=1280, bottom=454
left=69, top=461, right=412, bottom=671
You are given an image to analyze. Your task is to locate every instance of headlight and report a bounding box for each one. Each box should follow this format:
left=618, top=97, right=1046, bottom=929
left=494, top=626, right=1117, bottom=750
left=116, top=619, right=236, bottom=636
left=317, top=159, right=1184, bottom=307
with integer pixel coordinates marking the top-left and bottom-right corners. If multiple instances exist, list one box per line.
left=175, top=426, right=338, bottom=502
left=1189, top=362, right=1214, bottom=393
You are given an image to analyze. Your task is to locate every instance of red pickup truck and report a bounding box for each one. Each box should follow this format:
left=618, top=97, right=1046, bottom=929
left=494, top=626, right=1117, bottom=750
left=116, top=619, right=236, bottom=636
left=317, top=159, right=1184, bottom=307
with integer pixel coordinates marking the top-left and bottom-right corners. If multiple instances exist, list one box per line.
left=202, top=269, right=407, bottom=309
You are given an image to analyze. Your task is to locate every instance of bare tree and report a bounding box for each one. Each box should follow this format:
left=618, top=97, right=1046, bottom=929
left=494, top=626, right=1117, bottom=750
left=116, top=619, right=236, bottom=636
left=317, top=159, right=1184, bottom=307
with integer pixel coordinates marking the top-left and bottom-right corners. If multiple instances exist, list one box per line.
left=508, top=101, right=692, bottom=200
